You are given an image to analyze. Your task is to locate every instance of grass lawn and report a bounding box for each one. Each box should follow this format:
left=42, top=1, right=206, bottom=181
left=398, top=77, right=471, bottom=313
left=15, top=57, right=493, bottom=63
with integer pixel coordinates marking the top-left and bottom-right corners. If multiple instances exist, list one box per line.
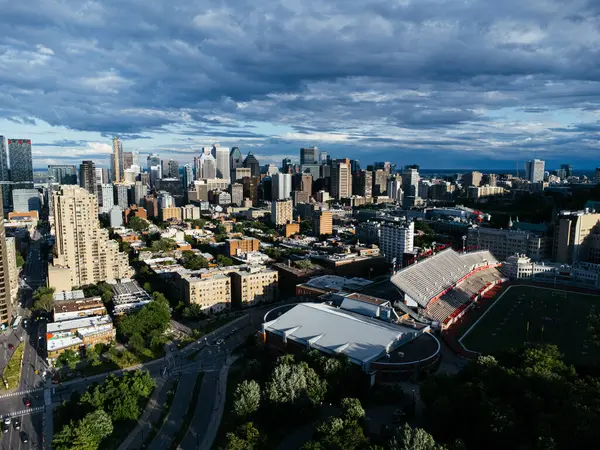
left=2, top=342, right=24, bottom=390
left=461, top=285, right=600, bottom=365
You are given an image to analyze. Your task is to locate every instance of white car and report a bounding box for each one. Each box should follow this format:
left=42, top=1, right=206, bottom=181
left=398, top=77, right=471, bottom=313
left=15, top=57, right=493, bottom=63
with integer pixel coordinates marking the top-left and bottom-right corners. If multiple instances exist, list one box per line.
left=4, top=416, right=10, bottom=425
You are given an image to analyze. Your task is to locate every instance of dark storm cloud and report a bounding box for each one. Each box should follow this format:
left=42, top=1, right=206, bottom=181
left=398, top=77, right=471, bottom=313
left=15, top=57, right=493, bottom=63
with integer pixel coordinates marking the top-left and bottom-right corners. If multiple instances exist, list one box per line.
left=1, top=0, right=600, bottom=166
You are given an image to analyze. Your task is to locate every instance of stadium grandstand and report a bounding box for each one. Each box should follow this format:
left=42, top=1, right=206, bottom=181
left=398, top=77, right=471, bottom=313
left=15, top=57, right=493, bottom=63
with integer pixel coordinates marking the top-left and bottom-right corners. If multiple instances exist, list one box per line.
left=391, top=248, right=505, bottom=328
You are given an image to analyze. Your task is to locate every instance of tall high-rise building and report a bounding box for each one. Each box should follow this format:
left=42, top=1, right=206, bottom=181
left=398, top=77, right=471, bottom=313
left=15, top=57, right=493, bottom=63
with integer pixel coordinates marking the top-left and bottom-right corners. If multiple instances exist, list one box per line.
left=100, top=184, right=114, bottom=214
left=402, top=166, right=419, bottom=197
left=95, top=168, right=109, bottom=185
left=463, top=171, right=483, bottom=188
left=230, top=183, right=244, bottom=206
left=271, top=173, right=292, bottom=200
left=131, top=181, right=147, bottom=206
left=122, top=151, right=134, bottom=170
left=111, top=137, right=124, bottom=183
left=48, top=186, right=132, bottom=290
left=8, top=139, right=33, bottom=188
left=147, top=154, right=161, bottom=174
left=350, top=159, right=361, bottom=174
left=212, top=145, right=230, bottom=180
left=182, top=164, right=194, bottom=189
left=113, top=184, right=129, bottom=210
left=281, top=158, right=293, bottom=174
left=230, top=147, right=244, bottom=174
left=526, top=159, right=545, bottom=183
left=595, top=167, right=600, bottom=185
left=48, top=165, right=78, bottom=185
left=560, top=164, right=573, bottom=178
left=380, top=220, right=415, bottom=264
left=331, top=161, right=351, bottom=199
left=0, top=187, right=12, bottom=324
left=79, top=160, right=97, bottom=195
left=312, top=211, right=333, bottom=236
left=0, top=137, right=9, bottom=209
left=271, top=199, right=293, bottom=225
left=300, top=147, right=318, bottom=165
left=167, top=159, right=179, bottom=178
left=553, top=210, right=600, bottom=264
left=373, top=169, right=388, bottom=196
left=243, top=152, right=260, bottom=177
left=293, top=173, right=312, bottom=195
left=353, top=170, right=373, bottom=197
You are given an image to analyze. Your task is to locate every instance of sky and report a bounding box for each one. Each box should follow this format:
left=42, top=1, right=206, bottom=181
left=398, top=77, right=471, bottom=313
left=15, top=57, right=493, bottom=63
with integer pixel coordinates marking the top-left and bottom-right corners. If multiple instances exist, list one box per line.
left=2, top=0, right=600, bottom=170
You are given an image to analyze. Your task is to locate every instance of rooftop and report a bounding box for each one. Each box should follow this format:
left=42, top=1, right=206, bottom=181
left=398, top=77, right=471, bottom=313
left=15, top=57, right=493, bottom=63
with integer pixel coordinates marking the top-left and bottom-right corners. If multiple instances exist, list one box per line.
left=263, top=302, right=422, bottom=365
left=53, top=297, right=105, bottom=315
left=301, top=275, right=373, bottom=292
left=53, top=290, right=85, bottom=301
left=47, top=315, right=113, bottom=334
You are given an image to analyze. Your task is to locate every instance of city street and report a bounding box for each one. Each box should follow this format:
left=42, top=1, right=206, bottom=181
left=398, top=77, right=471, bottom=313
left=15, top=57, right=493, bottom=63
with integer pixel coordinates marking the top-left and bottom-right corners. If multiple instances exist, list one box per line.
left=0, top=233, right=49, bottom=449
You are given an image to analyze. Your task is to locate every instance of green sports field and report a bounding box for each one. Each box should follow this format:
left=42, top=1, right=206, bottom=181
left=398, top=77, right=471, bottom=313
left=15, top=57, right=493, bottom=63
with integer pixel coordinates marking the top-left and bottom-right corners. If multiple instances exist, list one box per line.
left=460, top=285, right=600, bottom=365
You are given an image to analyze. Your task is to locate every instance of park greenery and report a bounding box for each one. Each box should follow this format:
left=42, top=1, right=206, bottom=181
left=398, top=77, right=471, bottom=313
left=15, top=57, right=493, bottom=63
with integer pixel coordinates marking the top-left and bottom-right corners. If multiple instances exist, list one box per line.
left=2, top=342, right=24, bottom=390
left=32, top=286, right=55, bottom=313
left=421, top=345, right=600, bottom=450
left=53, top=370, right=156, bottom=450
left=117, top=291, right=171, bottom=359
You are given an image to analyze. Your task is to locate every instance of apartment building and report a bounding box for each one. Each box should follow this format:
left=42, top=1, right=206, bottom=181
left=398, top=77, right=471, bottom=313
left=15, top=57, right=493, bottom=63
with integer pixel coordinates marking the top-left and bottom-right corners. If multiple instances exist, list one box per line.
left=48, top=186, right=133, bottom=291
left=271, top=199, right=293, bottom=225
left=467, top=185, right=505, bottom=199
left=554, top=210, right=600, bottom=264
left=312, top=210, right=333, bottom=236
left=182, top=273, right=231, bottom=314
left=225, top=238, right=260, bottom=257
left=467, top=226, right=549, bottom=261
left=5, top=237, right=18, bottom=304
left=379, top=220, right=415, bottom=264
left=230, top=266, right=279, bottom=308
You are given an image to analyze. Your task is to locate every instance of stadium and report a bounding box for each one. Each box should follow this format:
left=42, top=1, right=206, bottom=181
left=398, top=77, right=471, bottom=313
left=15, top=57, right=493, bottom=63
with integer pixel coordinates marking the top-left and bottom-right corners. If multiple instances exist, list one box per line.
left=391, top=248, right=506, bottom=329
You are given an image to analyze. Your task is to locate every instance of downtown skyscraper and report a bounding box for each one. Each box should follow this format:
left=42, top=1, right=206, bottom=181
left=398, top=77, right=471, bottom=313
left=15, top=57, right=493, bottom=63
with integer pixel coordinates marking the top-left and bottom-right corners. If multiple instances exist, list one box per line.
left=8, top=139, right=33, bottom=187
left=111, top=137, right=124, bottom=182
left=0, top=137, right=9, bottom=209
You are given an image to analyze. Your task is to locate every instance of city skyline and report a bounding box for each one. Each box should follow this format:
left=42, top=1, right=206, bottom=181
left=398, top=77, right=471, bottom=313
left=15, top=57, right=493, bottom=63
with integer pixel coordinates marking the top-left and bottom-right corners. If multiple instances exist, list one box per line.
left=1, top=1, right=600, bottom=169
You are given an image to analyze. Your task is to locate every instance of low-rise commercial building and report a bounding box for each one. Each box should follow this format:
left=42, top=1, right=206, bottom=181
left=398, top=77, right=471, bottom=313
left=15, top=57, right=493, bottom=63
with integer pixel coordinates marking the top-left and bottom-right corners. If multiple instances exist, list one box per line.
left=46, top=315, right=116, bottom=365
left=53, top=295, right=106, bottom=322
left=296, top=275, right=373, bottom=296
left=108, top=279, right=153, bottom=315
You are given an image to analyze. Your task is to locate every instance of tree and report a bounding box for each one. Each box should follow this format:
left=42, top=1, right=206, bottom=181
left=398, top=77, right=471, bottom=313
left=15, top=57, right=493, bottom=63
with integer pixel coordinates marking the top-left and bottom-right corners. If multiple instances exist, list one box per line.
left=233, top=223, right=245, bottom=233
left=341, top=397, right=365, bottom=421
left=233, top=380, right=261, bottom=419
left=117, top=293, right=170, bottom=355
left=128, top=216, right=150, bottom=233
left=151, top=238, right=177, bottom=253
left=216, top=254, right=234, bottom=266
left=57, top=349, right=80, bottom=370
left=388, top=424, right=446, bottom=450
left=54, top=409, right=114, bottom=450
left=15, top=252, right=25, bottom=267
left=265, top=361, right=326, bottom=406
left=190, top=219, right=207, bottom=229
left=181, top=251, right=209, bottom=270
left=182, top=303, right=206, bottom=320
left=33, top=286, right=55, bottom=312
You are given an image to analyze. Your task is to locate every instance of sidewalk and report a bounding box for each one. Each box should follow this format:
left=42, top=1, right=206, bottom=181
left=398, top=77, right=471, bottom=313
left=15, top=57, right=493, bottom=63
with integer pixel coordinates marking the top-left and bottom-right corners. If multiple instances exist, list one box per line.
left=117, top=376, right=170, bottom=450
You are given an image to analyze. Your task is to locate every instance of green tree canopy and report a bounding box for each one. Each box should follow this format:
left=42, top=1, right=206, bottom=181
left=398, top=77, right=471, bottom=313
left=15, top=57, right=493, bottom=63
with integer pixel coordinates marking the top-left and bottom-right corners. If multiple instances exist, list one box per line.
left=265, top=361, right=327, bottom=406
left=53, top=409, right=114, bottom=450
left=421, top=345, right=599, bottom=450
left=233, top=380, right=261, bottom=419
left=128, top=216, right=150, bottom=233
left=151, top=238, right=177, bottom=253
left=117, top=293, right=170, bottom=355
left=57, top=349, right=80, bottom=370
left=216, top=254, right=234, bottom=266
left=389, top=424, right=447, bottom=450
left=181, top=250, right=209, bottom=270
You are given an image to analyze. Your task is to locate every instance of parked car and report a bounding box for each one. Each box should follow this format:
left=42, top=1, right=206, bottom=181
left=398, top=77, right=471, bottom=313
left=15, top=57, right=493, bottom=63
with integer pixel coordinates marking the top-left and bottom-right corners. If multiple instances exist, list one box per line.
left=20, top=432, right=28, bottom=443
left=13, top=418, right=20, bottom=430
left=8, top=344, right=14, bottom=350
